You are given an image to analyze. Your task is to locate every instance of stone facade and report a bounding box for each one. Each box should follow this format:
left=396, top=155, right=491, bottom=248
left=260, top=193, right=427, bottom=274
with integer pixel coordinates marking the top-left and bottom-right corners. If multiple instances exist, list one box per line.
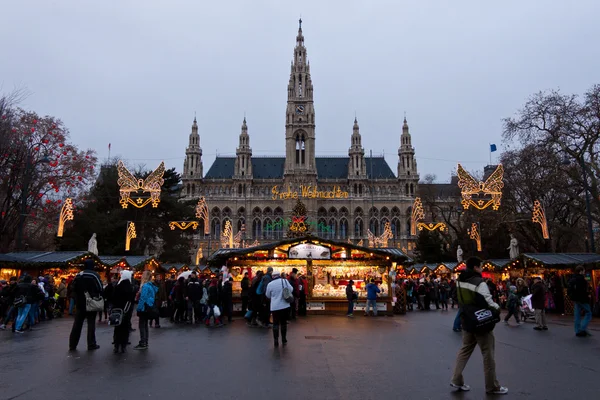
left=181, top=21, right=421, bottom=255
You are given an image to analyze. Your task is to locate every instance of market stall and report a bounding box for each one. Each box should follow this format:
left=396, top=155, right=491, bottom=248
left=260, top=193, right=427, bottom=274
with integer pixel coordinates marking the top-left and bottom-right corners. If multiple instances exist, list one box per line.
left=208, top=236, right=412, bottom=315
left=519, top=253, right=600, bottom=315
left=481, top=259, right=514, bottom=282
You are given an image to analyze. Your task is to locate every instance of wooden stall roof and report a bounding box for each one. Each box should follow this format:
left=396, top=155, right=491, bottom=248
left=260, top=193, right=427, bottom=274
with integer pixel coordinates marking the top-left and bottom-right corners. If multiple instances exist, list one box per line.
left=162, top=263, right=189, bottom=272
left=3, top=251, right=98, bottom=268
left=523, top=253, right=600, bottom=268
left=207, top=236, right=412, bottom=266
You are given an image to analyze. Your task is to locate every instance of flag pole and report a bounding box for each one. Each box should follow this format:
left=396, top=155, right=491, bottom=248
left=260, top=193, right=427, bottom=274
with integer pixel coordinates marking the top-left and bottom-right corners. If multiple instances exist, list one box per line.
left=489, top=143, right=492, bottom=165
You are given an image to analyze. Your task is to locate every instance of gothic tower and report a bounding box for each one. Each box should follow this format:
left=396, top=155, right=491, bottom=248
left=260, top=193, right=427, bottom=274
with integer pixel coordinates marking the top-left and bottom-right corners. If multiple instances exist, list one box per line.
left=234, top=117, right=253, bottom=179
left=183, top=116, right=203, bottom=179
left=348, top=117, right=367, bottom=178
left=284, top=19, right=317, bottom=179
left=397, top=116, right=419, bottom=195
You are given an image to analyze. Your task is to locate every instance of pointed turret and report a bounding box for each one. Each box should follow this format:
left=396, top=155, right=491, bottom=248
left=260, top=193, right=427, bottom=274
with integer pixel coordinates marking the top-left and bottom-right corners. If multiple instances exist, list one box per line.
left=348, top=117, right=366, bottom=179
left=397, top=115, right=418, bottom=195
left=182, top=115, right=203, bottom=197
left=234, top=117, right=252, bottom=179
left=284, top=19, right=317, bottom=177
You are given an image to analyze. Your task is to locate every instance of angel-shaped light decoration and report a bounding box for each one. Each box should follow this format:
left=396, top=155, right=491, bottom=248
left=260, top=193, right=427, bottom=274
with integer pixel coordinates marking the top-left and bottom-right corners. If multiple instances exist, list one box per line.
left=117, top=160, right=165, bottom=208
left=532, top=200, right=550, bottom=240
left=221, top=220, right=233, bottom=248
left=457, top=164, right=504, bottom=210
left=469, top=222, right=482, bottom=252
left=195, top=245, right=203, bottom=266
left=195, top=197, right=210, bottom=235
left=411, top=197, right=425, bottom=236
left=125, top=221, right=136, bottom=251
left=233, top=230, right=243, bottom=248
left=57, top=198, right=74, bottom=237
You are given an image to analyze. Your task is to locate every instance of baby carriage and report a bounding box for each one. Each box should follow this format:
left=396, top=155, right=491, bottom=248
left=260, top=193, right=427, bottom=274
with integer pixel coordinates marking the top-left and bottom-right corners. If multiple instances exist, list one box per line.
left=520, top=294, right=535, bottom=322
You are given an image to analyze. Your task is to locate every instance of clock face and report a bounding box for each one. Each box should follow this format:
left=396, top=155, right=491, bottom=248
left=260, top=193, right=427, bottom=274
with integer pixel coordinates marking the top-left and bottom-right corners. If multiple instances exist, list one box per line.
left=295, top=105, right=305, bottom=114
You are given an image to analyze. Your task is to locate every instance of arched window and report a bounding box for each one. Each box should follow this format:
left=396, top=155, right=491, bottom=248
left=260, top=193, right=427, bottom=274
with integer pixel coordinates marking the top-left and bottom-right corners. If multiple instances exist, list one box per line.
left=328, top=218, right=336, bottom=239
left=263, top=218, right=273, bottom=239
left=392, top=218, right=401, bottom=239
left=191, top=184, right=195, bottom=195
left=340, top=219, right=348, bottom=239
left=410, top=183, right=414, bottom=195
left=317, top=218, right=327, bottom=238
left=252, top=219, right=262, bottom=239
left=406, top=219, right=411, bottom=237
left=237, top=218, right=245, bottom=234
left=359, top=185, right=363, bottom=195
left=274, top=217, right=283, bottom=239
left=405, top=183, right=409, bottom=195
left=354, top=219, right=363, bottom=238
left=238, top=184, right=243, bottom=197
left=212, top=219, right=221, bottom=239
left=370, top=219, right=379, bottom=236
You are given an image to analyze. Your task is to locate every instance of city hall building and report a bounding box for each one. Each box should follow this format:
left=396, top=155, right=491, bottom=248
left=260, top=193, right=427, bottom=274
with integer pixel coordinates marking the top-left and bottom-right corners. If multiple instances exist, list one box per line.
left=181, top=21, right=423, bottom=254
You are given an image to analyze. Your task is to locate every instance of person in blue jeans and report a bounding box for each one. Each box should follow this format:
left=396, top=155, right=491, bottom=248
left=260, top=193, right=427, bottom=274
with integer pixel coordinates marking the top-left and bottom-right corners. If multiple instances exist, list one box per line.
left=14, top=276, right=38, bottom=333
left=569, top=265, right=592, bottom=337
left=345, top=280, right=355, bottom=317
left=453, top=309, right=462, bottom=332
left=365, top=279, right=381, bottom=316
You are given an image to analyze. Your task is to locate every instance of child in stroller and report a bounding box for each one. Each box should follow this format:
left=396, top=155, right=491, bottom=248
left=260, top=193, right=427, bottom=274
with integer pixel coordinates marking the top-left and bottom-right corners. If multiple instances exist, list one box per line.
left=520, top=294, right=535, bottom=322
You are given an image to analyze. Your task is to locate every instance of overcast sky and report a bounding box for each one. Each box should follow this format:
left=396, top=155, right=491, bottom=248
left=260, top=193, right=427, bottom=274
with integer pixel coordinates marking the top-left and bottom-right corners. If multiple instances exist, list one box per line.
left=2, top=1, right=599, bottom=182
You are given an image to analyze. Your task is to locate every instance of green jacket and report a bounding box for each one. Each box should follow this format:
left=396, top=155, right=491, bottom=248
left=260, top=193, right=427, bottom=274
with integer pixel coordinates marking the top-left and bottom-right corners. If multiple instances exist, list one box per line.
left=457, top=269, right=499, bottom=311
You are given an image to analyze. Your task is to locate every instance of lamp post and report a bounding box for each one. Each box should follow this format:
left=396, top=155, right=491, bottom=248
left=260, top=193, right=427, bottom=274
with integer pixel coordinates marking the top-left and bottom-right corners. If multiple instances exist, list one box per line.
left=16, top=149, right=50, bottom=251
left=563, top=154, right=596, bottom=253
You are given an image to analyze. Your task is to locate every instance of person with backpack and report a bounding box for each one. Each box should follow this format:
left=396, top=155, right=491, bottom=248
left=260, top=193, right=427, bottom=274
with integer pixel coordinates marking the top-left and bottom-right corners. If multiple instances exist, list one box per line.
left=265, top=271, right=293, bottom=347
left=450, top=257, right=508, bottom=395
left=135, top=271, right=158, bottom=350
left=69, top=259, right=104, bottom=350
left=569, top=265, right=592, bottom=337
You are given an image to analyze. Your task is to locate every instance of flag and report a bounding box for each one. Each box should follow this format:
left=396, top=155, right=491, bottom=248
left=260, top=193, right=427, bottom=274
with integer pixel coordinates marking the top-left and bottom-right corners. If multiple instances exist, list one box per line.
left=490, top=144, right=497, bottom=152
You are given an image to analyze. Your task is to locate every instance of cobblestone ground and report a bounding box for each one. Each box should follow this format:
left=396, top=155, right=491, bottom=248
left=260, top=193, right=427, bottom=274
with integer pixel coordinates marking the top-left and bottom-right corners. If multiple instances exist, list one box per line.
left=0, top=310, right=598, bottom=400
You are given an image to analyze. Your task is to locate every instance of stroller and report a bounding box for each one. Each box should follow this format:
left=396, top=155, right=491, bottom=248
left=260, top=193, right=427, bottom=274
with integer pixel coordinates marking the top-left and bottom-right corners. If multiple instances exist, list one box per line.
left=520, top=294, right=535, bottom=322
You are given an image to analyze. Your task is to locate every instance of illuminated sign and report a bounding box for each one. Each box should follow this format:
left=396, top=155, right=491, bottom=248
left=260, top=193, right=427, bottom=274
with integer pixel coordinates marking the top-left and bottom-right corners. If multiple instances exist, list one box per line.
left=271, top=185, right=349, bottom=200
left=288, top=243, right=331, bottom=260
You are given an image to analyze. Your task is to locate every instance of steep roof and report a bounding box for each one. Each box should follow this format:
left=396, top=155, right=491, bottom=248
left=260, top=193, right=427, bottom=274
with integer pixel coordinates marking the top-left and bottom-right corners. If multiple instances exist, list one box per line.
left=204, top=156, right=396, bottom=180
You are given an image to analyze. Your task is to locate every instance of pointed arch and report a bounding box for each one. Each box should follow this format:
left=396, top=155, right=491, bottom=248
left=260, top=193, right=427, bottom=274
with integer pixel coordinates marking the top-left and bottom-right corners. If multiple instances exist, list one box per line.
left=354, top=218, right=364, bottom=238
left=340, top=218, right=349, bottom=239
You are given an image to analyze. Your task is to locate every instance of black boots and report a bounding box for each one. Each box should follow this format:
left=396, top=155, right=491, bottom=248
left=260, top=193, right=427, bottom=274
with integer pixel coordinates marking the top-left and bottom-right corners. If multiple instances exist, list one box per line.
left=281, top=323, right=288, bottom=345
left=272, top=324, right=279, bottom=347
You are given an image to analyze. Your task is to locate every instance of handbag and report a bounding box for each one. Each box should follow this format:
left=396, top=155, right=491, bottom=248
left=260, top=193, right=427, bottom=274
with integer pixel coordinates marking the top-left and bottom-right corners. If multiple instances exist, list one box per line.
left=282, top=279, right=293, bottom=303
left=213, top=305, right=221, bottom=318
left=13, top=295, right=26, bottom=308
left=85, top=291, right=104, bottom=313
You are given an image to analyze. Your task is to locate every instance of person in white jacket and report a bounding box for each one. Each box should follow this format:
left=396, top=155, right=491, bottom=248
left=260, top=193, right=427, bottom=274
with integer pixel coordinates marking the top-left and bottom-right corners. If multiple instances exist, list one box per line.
left=265, top=271, right=293, bottom=347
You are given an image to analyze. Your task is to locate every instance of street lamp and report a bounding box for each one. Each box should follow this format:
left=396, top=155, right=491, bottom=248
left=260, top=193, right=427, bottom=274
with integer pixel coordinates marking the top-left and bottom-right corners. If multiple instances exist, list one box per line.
left=562, top=155, right=596, bottom=253
left=16, top=149, right=51, bottom=251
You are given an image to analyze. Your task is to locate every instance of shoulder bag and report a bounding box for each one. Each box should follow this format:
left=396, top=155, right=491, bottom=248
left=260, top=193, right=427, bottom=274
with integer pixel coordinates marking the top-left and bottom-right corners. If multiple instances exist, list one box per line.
left=83, top=272, right=104, bottom=313
left=458, top=282, right=499, bottom=333
left=282, top=279, right=293, bottom=303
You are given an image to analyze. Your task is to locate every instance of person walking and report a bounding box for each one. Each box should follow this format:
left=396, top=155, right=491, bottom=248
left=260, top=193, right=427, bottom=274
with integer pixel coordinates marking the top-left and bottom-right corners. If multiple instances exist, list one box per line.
left=150, top=274, right=167, bottom=328
left=135, top=271, right=158, bottom=350
left=222, top=277, right=233, bottom=324
left=298, top=274, right=308, bottom=316
left=503, top=286, right=521, bottom=325
left=364, top=279, right=381, bottom=316
left=240, top=272, right=250, bottom=314
left=265, top=271, right=293, bottom=347
left=569, top=265, right=592, bottom=337
left=260, top=267, right=274, bottom=327
left=288, top=268, right=300, bottom=320
left=346, top=280, right=355, bottom=317
left=112, top=271, right=134, bottom=353
left=14, top=276, right=39, bottom=333
left=531, top=277, right=548, bottom=331
left=186, top=272, right=203, bottom=324
left=249, top=271, right=264, bottom=326
left=205, top=278, right=224, bottom=327
left=439, top=278, right=450, bottom=311
left=0, top=277, right=19, bottom=331
left=69, top=259, right=104, bottom=351
left=450, top=257, right=508, bottom=395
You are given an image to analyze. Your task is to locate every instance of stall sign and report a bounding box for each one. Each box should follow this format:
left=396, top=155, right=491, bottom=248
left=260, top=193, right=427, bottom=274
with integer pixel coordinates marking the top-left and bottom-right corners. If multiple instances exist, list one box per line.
left=354, top=302, right=387, bottom=311
left=307, top=302, right=325, bottom=310
left=288, top=243, right=331, bottom=260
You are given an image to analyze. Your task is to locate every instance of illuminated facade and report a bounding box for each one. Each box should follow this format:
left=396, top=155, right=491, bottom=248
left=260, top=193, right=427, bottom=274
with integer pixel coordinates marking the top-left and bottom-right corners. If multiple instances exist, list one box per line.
left=181, top=21, right=421, bottom=255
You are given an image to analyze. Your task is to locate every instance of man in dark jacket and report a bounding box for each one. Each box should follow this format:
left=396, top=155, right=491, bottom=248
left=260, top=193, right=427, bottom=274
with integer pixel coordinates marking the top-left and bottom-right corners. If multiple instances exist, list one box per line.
left=222, top=277, right=233, bottom=323
left=69, top=259, right=103, bottom=351
left=260, top=267, right=273, bottom=326
left=14, top=276, right=40, bottom=332
left=450, top=257, right=507, bottom=395
left=0, top=277, right=18, bottom=331
left=288, top=268, right=299, bottom=320
left=531, top=277, right=548, bottom=331
left=569, top=265, right=592, bottom=337
left=186, top=272, right=203, bottom=324
left=240, top=272, right=250, bottom=314
left=345, top=280, right=355, bottom=317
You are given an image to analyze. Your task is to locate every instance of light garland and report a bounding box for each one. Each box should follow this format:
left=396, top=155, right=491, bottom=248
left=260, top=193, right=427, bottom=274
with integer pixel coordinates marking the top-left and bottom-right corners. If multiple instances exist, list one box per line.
left=468, top=222, right=482, bottom=252
left=457, top=164, right=504, bottom=210
left=169, top=221, right=199, bottom=231
left=195, top=197, right=210, bottom=235
left=117, top=161, right=165, bottom=209
left=221, top=220, right=233, bottom=248
left=532, top=200, right=549, bottom=239
left=417, top=222, right=447, bottom=233
left=56, top=198, right=74, bottom=237
left=125, top=221, right=136, bottom=251
left=195, top=245, right=202, bottom=265
left=411, top=197, right=424, bottom=236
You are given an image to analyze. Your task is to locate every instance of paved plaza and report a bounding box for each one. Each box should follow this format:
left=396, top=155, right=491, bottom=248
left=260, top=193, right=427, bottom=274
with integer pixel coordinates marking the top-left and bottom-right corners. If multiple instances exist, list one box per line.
left=0, top=311, right=598, bottom=400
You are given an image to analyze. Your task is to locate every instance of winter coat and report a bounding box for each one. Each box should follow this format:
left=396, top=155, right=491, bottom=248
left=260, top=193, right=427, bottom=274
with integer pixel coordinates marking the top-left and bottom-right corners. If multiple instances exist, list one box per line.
left=240, top=277, right=250, bottom=297
left=73, top=268, right=103, bottom=312
left=56, top=283, right=67, bottom=299
left=456, top=269, right=499, bottom=311
left=208, top=285, right=219, bottom=305
left=222, top=281, right=233, bottom=303
left=346, top=284, right=354, bottom=300
left=112, top=280, right=135, bottom=311
left=568, top=274, right=589, bottom=303
left=187, top=279, right=203, bottom=302
left=366, top=283, right=381, bottom=300
left=531, top=281, right=547, bottom=310
left=265, top=277, right=293, bottom=311
left=136, top=282, right=158, bottom=312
